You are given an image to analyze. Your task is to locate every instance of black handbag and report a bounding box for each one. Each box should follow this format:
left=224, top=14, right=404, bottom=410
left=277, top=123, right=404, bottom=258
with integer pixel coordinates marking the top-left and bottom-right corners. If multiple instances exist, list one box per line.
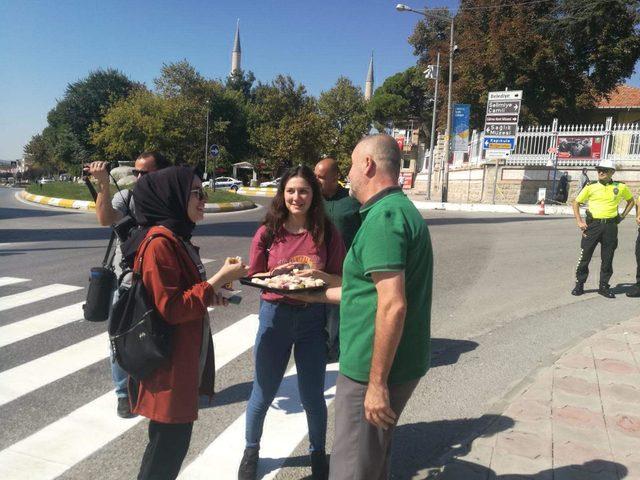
left=83, top=232, right=117, bottom=322
left=108, top=234, right=173, bottom=380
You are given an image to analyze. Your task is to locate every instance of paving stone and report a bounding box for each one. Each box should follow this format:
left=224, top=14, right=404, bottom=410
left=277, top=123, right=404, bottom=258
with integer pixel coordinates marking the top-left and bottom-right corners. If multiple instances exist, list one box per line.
left=493, top=430, right=550, bottom=460
left=553, top=438, right=614, bottom=465
left=552, top=422, right=610, bottom=450
left=437, top=459, right=491, bottom=480
left=591, top=338, right=632, bottom=353
left=595, top=358, right=638, bottom=374
left=552, top=460, right=619, bottom=480
left=453, top=443, right=494, bottom=468
left=504, top=398, right=550, bottom=422
left=599, top=382, right=640, bottom=405
left=608, top=413, right=640, bottom=439
left=556, top=353, right=594, bottom=370
left=552, top=389, right=603, bottom=412
left=554, top=375, right=599, bottom=397
left=620, top=460, right=640, bottom=480
left=553, top=405, right=606, bottom=430
left=490, top=452, right=552, bottom=477
left=554, top=365, right=598, bottom=383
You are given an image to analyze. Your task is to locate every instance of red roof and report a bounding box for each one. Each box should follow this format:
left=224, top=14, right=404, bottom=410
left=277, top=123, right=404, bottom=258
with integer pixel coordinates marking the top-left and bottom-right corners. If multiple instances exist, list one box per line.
left=597, top=84, right=640, bottom=109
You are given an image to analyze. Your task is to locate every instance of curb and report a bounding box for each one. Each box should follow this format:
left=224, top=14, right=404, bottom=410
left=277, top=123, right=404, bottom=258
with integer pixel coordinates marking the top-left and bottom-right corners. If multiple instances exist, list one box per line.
left=410, top=199, right=579, bottom=216
left=19, top=190, right=257, bottom=214
left=20, top=190, right=96, bottom=211
left=237, top=187, right=277, bottom=197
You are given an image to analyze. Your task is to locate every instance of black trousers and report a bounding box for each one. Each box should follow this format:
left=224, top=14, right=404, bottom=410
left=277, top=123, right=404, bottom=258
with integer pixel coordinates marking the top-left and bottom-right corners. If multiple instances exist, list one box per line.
left=575, top=221, right=618, bottom=285
left=636, top=228, right=640, bottom=284
left=138, top=420, right=193, bottom=480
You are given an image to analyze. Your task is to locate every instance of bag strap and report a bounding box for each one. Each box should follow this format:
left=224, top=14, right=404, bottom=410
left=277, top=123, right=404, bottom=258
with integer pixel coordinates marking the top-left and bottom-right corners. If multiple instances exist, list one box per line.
left=133, top=232, right=171, bottom=276
left=102, top=231, right=117, bottom=269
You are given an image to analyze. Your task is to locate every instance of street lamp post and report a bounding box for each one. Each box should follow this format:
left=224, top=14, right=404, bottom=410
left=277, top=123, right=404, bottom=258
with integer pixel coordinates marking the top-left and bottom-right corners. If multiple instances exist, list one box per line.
left=204, top=99, right=210, bottom=181
left=426, top=51, right=440, bottom=201
left=396, top=3, right=454, bottom=203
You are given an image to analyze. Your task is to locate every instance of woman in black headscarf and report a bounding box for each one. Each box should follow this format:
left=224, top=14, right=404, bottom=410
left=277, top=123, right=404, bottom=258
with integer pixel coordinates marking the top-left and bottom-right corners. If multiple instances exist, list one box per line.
left=128, top=166, right=248, bottom=480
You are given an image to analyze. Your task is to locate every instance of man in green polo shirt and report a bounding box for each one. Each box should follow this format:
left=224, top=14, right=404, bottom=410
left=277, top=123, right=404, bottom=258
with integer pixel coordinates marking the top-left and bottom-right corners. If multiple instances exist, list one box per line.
left=315, top=157, right=362, bottom=362
left=293, top=134, right=433, bottom=479
left=572, top=159, right=634, bottom=298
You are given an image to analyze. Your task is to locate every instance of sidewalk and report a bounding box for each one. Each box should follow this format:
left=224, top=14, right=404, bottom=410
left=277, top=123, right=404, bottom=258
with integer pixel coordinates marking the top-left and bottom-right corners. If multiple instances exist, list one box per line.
left=433, top=318, right=640, bottom=479
left=405, top=191, right=576, bottom=216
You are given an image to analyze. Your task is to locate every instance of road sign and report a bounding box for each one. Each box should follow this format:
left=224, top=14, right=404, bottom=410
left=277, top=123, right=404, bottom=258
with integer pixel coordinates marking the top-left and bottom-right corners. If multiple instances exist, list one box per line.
left=423, top=65, right=436, bottom=80
left=209, top=144, right=219, bottom=157
left=483, top=90, right=523, bottom=149
left=485, top=149, right=510, bottom=159
left=483, top=136, right=515, bottom=150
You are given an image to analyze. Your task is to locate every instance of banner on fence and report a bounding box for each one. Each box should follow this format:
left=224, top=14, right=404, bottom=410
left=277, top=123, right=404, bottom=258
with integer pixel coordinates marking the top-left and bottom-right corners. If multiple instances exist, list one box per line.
left=453, top=104, right=470, bottom=152
left=556, top=136, right=602, bottom=159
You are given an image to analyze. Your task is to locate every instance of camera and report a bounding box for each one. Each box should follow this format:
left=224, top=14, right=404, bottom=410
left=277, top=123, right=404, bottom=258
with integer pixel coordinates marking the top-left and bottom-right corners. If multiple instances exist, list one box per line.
left=82, top=161, right=118, bottom=177
left=112, top=215, right=138, bottom=244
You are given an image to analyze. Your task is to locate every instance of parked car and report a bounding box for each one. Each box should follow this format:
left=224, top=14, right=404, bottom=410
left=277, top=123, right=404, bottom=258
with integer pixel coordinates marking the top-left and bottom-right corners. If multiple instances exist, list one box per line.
left=39, top=178, right=54, bottom=184
left=202, top=176, right=243, bottom=190
left=259, top=177, right=281, bottom=188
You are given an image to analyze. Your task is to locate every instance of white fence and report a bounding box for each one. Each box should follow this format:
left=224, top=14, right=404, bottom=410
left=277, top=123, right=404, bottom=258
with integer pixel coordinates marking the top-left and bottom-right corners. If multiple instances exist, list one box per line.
left=466, top=117, right=640, bottom=168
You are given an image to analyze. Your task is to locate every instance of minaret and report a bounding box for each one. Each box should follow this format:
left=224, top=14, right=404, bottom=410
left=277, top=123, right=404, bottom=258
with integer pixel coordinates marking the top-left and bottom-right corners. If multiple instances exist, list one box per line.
left=364, top=52, right=374, bottom=101
left=231, top=19, right=241, bottom=74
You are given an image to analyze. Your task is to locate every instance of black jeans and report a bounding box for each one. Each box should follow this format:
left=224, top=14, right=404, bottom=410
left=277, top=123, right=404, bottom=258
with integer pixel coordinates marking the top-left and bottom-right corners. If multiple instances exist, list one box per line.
left=575, top=221, right=618, bottom=285
left=138, top=420, right=193, bottom=480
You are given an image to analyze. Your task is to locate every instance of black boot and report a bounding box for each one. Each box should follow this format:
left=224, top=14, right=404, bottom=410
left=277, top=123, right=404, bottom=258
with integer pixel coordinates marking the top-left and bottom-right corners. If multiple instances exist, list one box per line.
left=310, top=450, right=328, bottom=480
left=598, top=283, right=615, bottom=299
left=571, top=282, right=585, bottom=296
left=238, top=447, right=259, bottom=480
left=626, top=283, right=640, bottom=297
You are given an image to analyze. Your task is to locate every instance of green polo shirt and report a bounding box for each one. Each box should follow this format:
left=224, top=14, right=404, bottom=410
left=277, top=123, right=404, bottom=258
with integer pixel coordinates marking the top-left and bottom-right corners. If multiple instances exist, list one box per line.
left=575, top=181, right=633, bottom=219
left=339, top=187, right=433, bottom=384
left=323, top=186, right=361, bottom=250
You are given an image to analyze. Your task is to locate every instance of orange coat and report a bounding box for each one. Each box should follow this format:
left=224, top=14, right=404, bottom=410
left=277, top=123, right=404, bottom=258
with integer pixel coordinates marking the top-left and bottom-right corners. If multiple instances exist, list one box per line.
left=131, top=226, right=215, bottom=424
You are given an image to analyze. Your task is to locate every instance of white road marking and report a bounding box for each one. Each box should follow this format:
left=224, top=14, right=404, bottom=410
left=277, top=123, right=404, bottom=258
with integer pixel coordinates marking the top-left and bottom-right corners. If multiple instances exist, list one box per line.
left=0, top=302, right=84, bottom=348
left=179, top=363, right=339, bottom=480
left=0, top=313, right=260, bottom=480
left=0, top=277, right=29, bottom=287
left=0, top=284, right=82, bottom=312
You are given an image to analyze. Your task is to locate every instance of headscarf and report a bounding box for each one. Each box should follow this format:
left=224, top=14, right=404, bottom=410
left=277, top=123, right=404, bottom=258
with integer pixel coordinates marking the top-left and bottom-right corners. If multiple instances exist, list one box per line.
left=121, top=166, right=198, bottom=265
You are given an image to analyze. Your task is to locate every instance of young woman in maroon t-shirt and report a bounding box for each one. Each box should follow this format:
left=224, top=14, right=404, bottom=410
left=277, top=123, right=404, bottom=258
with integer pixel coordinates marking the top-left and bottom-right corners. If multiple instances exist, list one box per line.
left=239, top=165, right=346, bottom=480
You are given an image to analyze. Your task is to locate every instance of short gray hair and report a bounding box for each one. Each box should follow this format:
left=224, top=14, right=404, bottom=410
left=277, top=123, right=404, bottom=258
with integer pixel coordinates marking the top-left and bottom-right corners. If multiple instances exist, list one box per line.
left=356, top=134, right=401, bottom=179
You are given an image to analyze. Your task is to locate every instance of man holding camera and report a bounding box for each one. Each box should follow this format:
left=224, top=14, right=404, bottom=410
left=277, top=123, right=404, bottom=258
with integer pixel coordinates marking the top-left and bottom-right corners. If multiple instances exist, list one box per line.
left=87, top=151, right=170, bottom=417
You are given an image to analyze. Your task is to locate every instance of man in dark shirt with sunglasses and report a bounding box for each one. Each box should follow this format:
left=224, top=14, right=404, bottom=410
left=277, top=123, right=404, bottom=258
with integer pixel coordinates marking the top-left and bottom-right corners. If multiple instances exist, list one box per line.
left=87, top=151, right=170, bottom=418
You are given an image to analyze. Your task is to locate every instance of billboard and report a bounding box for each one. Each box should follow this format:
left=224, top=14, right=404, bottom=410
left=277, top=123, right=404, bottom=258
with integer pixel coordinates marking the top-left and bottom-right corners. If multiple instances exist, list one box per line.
left=453, top=104, right=470, bottom=152
left=556, top=136, right=602, bottom=159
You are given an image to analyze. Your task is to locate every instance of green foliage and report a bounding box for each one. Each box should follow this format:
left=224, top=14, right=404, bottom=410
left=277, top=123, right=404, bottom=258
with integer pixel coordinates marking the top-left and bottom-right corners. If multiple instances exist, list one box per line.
left=318, top=77, right=370, bottom=173
left=408, top=0, right=640, bottom=127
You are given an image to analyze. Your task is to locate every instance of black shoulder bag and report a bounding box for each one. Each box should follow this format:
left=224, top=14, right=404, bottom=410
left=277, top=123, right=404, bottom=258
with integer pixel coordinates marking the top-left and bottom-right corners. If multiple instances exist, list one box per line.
left=83, top=232, right=117, bottom=322
left=108, top=234, right=174, bottom=380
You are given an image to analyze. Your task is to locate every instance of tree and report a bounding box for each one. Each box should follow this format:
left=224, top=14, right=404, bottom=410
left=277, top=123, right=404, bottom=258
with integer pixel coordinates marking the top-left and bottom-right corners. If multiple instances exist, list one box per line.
left=408, top=0, right=640, bottom=127
left=368, top=66, right=431, bottom=135
left=318, top=77, right=370, bottom=172
left=226, top=69, right=256, bottom=100
left=46, top=69, right=139, bottom=160
left=248, top=75, right=328, bottom=173
left=154, top=60, right=207, bottom=99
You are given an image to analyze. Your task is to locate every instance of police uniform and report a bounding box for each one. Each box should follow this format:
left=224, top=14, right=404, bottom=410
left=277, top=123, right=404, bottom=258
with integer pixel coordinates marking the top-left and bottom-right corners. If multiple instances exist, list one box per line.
left=574, top=180, right=633, bottom=294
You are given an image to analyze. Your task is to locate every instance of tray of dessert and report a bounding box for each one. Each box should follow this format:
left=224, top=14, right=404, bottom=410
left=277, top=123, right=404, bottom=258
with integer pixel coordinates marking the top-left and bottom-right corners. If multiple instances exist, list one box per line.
left=240, top=272, right=326, bottom=294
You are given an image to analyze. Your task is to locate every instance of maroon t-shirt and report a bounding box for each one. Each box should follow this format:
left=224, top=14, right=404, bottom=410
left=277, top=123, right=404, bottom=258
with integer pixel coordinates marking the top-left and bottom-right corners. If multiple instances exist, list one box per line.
left=248, top=224, right=346, bottom=303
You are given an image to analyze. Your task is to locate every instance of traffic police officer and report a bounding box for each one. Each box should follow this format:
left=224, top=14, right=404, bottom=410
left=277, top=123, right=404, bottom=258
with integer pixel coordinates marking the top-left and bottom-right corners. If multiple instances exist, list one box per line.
left=571, top=159, right=635, bottom=298
left=628, top=195, right=640, bottom=297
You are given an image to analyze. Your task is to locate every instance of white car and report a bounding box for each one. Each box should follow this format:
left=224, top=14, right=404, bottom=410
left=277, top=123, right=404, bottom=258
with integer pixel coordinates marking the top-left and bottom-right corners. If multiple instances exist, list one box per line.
left=259, top=177, right=281, bottom=188
left=39, top=178, right=55, bottom=184
left=203, top=176, right=243, bottom=190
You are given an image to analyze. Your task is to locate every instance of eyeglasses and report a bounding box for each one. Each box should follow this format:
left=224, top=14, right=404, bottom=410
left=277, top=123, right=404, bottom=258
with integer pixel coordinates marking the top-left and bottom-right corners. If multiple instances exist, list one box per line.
left=190, top=187, right=208, bottom=201
left=132, top=169, right=148, bottom=177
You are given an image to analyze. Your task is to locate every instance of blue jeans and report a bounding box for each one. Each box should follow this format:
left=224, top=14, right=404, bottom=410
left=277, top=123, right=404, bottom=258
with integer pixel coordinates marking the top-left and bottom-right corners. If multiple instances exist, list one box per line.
left=245, top=300, right=328, bottom=452
left=110, top=287, right=128, bottom=398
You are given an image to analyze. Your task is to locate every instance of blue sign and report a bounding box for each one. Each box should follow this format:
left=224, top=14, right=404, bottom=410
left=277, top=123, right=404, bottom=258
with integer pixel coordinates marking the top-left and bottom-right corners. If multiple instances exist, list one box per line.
left=209, top=144, right=219, bottom=157
left=453, top=104, right=470, bottom=152
left=482, top=136, right=515, bottom=150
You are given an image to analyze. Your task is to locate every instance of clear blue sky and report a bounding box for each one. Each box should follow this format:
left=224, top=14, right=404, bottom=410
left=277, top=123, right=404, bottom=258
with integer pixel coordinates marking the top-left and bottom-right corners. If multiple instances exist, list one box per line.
left=1, top=0, right=639, bottom=160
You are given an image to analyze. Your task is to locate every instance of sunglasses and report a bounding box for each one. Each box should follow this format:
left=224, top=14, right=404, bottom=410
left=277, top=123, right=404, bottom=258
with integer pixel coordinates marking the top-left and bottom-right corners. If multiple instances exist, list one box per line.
left=596, top=168, right=613, bottom=174
left=132, top=169, right=148, bottom=177
left=190, top=187, right=208, bottom=201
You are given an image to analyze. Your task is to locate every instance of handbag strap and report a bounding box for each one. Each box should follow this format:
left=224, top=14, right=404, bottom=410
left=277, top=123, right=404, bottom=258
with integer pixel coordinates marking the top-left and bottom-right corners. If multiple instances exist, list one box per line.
left=133, top=231, right=176, bottom=277
left=102, top=231, right=117, bottom=269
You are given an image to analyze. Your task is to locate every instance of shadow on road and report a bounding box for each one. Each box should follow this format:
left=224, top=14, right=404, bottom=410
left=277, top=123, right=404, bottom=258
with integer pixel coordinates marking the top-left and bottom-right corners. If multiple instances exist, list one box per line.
left=430, top=338, right=478, bottom=368
left=0, top=206, right=74, bottom=221
left=0, top=227, right=111, bottom=243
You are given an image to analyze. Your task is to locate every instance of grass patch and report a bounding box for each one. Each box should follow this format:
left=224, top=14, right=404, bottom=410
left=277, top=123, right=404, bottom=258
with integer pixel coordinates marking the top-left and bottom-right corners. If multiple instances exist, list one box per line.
left=25, top=181, right=132, bottom=201
left=203, top=188, right=252, bottom=203
left=26, top=182, right=253, bottom=204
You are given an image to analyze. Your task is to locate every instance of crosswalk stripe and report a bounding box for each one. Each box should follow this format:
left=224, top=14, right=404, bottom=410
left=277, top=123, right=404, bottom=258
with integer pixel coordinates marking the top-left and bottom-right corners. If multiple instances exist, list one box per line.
left=0, top=313, right=259, bottom=480
left=0, top=333, right=106, bottom=407
left=179, top=363, right=340, bottom=479
left=0, top=277, right=29, bottom=287
left=0, top=302, right=84, bottom=348
left=0, top=284, right=82, bottom=312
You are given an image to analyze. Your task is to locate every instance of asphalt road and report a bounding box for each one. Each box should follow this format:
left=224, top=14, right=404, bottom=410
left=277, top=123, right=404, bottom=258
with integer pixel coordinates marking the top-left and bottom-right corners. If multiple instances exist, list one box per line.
left=1, top=186, right=639, bottom=479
